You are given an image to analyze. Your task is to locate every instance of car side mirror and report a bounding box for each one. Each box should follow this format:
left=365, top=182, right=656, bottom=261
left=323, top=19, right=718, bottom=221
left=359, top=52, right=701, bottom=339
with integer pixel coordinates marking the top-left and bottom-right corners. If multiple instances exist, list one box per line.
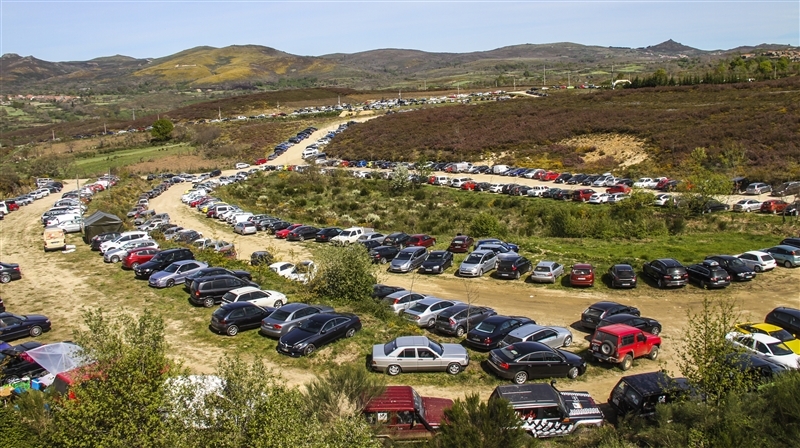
left=320, top=330, right=326, bottom=334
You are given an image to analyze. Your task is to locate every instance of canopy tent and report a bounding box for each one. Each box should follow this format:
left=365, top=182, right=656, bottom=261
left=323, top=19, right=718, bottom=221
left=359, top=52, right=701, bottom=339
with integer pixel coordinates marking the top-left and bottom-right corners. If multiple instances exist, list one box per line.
left=82, top=211, right=123, bottom=243
left=25, top=342, right=89, bottom=375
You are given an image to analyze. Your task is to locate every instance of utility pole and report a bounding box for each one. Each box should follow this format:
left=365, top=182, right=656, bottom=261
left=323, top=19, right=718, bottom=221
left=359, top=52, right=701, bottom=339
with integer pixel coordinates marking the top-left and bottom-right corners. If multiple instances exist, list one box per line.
left=52, top=130, right=55, bottom=141
left=132, top=109, right=135, bottom=120
left=543, top=65, right=546, bottom=86
left=218, top=107, right=221, bottom=120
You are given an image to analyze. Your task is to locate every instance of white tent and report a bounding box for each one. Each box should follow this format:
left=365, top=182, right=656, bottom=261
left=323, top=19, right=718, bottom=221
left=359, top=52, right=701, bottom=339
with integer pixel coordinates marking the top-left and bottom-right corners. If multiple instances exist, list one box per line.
left=24, top=342, right=89, bottom=375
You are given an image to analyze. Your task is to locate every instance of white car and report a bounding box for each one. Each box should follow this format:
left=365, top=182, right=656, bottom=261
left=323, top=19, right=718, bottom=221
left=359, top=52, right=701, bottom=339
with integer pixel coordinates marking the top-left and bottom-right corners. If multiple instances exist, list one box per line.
left=725, top=331, right=799, bottom=369
left=607, top=193, right=629, bottom=203
left=235, top=162, right=250, bottom=169
left=736, top=250, right=777, bottom=272
left=269, top=261, right=317, bottom=284
left=269, top=262, right=298, bottom=279
left=488, top=184, right=505, bottom=193
left=526, top=186, right=549, bottom=197
left=732, top=199, right=762, bottom=213
left=654, top=194, right=672, bottom=207
left=55, top=218, right=83, bottom=233
left=633, top=177, right=658, bottom=189
left=221, top=286, right=287, bottom=308
left=588, top=193, right=610, bottom=204
left=100, top=231, right=149, bottom=254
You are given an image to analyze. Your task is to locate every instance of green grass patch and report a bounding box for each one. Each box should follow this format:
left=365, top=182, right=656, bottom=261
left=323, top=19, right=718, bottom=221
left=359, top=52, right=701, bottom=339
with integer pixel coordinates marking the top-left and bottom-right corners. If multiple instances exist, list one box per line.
left=67, top=143, right=192, bottom=177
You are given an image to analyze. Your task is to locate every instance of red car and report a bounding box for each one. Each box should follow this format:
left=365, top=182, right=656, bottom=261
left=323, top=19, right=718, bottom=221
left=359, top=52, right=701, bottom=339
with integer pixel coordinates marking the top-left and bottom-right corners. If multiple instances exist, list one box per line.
left=543, top=171, right=560, bottom=181
left=447, top=235, right=474, bottom=253
left=606, top=184, right=632, bottom=194
left=589, top=324, right=661, bottom=371
left=408, top=234, right=437, bottom=248
left=5, top=201, right=19, bottom=212
left=572, top=189, right=596, bottom=202
left=122, top=247, right=160, bottom=270
left=655, top=178, right=672, bottom=190
left=275, top=224, right=303, bottom=239
left=255, top=158, right=267, bottom=165
left=761, top=200, right=788, bottom=214
left=569, top=263, right=595, bottom=287
left=461, top=181, right=478, bottom=191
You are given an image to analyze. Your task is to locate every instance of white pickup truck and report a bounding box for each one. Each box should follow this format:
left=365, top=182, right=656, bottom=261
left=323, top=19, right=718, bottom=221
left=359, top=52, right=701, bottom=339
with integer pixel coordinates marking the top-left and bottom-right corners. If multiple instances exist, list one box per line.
left=330, top=227, right=374, bottom=245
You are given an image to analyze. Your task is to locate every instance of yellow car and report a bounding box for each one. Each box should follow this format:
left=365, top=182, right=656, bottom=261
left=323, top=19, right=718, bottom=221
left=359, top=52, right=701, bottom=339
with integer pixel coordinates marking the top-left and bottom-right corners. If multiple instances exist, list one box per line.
left=735, top=322, right=800, bottom=355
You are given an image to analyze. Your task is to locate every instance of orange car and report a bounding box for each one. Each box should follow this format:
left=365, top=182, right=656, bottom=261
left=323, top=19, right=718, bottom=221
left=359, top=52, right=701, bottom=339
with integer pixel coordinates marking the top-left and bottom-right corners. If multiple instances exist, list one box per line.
left=570, top=264, right=595, bottom=287
left=761, top=200, right=788, bottom=214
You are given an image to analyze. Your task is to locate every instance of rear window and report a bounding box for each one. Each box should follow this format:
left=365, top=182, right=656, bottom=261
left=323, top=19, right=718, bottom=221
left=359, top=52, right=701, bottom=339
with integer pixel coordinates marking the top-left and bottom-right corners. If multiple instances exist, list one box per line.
left=383, top=340, right=398, bottom=356
left=584, top=308, right=604, bottom=318
left=211, top=308, right=227, bottom=319
left=408, top=303, right=429, bottom=313
left=534, top=266, right=550, bottom=273
left=572, top=269, right=591, bottom=275
left=222, top=291, right=237, bottom=302
left=474, top=321, right=497, bottom=333
left=593, top=330, right=619, bottom=345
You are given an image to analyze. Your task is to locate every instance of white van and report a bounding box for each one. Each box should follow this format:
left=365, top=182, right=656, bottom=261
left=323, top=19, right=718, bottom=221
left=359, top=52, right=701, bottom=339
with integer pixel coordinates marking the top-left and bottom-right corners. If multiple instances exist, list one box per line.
left=492, top=165, right=510, bottom=174
left=429, top=175, right=449, bottom=185
left=43, top=227, right=66, bottom=252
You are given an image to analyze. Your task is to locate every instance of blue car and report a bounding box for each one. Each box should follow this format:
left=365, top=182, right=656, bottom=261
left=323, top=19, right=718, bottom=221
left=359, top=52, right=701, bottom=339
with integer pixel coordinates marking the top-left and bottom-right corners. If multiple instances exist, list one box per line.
left=0, top=312, right=51, bottom=342
left=761, top=245, right=800, bottom=268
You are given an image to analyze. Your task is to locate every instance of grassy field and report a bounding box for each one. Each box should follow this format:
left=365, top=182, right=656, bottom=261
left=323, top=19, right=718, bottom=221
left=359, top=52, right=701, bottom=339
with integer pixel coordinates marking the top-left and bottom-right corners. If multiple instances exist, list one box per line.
left=67, top=143, right=194, bottom=177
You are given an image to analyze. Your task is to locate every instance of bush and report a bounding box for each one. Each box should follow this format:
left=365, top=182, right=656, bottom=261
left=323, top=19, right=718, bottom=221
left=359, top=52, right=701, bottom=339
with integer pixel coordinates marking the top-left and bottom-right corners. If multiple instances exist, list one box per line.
left=469, top=213, right=506, bottom=238
left=309, top=244, right=376, bottom=307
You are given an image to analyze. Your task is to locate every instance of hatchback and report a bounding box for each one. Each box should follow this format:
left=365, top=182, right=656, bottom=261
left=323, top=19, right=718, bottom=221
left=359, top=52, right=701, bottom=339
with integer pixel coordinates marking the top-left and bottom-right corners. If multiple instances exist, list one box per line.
left=448, top=235, right=474, bottom=253
left=760, top=245, right=800, bottom=268
left=581, top=301, right=641, bottom=330
left=745, top=182, right=772, bottom=195
left=608, top=264, right=637, bottom=288
left=736, top=250, right=777, bottom=272
left=419, top=250, right=453, bottom=274
left=569, top=264, right=595, bottom=287
left=686, top=260, right=731, bottom=289
left=210, top=302, right=274, bottom=336
left=408, top=234, right=436, bottom=248
left=233, top=221, right=257, bottom=235
left=369, top=246, right=401, bottom=264
left=148, top=260, right=209, bottom=288
left=403, top=298, right=463, bottom=328
left=259, top=303, right=335, bottom=338
left=464, top=316, right=535, bottom=350
left=434, top=305, right=496, bottom=337
left=529, top=261, right=564, bottom=283
left=388, top=246, right=428, bottom=273
left=458, top=250, right=497, bottom=277
left=498, top=323, right=574, bottom=349
left=760, top=200, right=788, bottom=214
left=495, top=254, right=532, bottom=280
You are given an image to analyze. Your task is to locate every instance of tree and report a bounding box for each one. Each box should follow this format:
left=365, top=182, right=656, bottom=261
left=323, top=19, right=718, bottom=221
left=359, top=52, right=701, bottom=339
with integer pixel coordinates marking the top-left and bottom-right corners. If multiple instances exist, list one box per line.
left=469, top=212, right=506, bottom=238
left=309, top=243, right=376, bottom=305
left=151, top=118, right=174, bottom=141
left=679, top=147, right=733, bottom=214
left=389, top=164, right=410, bottom=191
left=431, top=394, right=530, bottom=448
left=303, top=363, right=385, bottom=423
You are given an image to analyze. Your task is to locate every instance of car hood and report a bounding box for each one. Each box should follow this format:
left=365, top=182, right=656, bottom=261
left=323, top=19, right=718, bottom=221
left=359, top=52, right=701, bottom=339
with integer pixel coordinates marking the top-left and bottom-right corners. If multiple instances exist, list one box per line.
left=137, top=261, right=161, bottom=271
left=561, top=350, right=585, bottom=365
left=279, top=328, right=316, bottom=346
left=390, top=258, right=411, bottom=267
left=460, top=261, right=480, bottom=269
left=421, top=397, right=454, bottom=427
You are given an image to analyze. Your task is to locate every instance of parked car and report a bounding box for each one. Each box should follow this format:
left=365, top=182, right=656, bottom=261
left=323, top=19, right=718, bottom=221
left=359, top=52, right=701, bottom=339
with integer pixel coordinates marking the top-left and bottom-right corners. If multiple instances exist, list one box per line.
left=387, top=245, right=428, bottom=272
left=572, top=189, right=596, bottom=202
left=275, top=223, right=303, bottom=239
left=642, top=258, right=688, bottom=288
left=765, top=307, right=800, bottom=338
left=184, top=267, right=252, bottom=288
left=369, top=246, right=401, bottom=264
left=220, top=286, right=287, bottom=308
left=434, top=305, right=496, bottom=337
left=233, top=221, right=257, bottom=235
left=529, top=261, right=564, bottom=283
left=382, top=291, right=428, bottom=314
left=286, top=225, right=320, bottom=242
left=609, top=372, right=691, bottom=418
left=0, top=312, right=51, bottom=341
left=495, top=254, right=532, bottom=280
left=606, top=264, right=637, bottom=288
left=418, top=250, right=453, bottom=274
left=103, top=240, right=159, bottom=263
left=370, top=335, right=469, bottom=375
left=100, top=231, right=149, bottom=254
left=589, top=324, right=662, bottom=370
left=384, top=232, right=411, bottom=248
left=704, top=255, right=756, bottom=281
left=760, top=199, right=788, bottom=214
left=134, top=248, right=195, bottom=279
left=700, top=200, right=730, bottom=214
left=189, top=275, right=260, bottom=308
left=448, top=235, right=474, bottom=253
left=734, top=322, right=800, bottom=354
left=371, top=284, right=406, bottom=300
left=276, top=313, right=361, bottom=356
left=581, top=301, right=641, bottom=330
left=148, top=260, right=209, bottom=288
left=782, top=237, right=800, bottom=249
left=363, top=386, right=452, bottom=440
left=0, top=341, right=47, bottom=384
left=464, top=316, right=535, bottom=351
left=598, top=313, right=662, bottom=336
left=745, top=182, right=772, bottom=195
left=498, top=323, right=574, bottom=349
left=90, top=232, right=122, bottom=251
left=210, top=302, right=274, bottom=336
left=474, top=238, right=519, bottom=252
left=488, top=341, right=587, bottom=383
left=725, top=331, right=798, bottom=369
left=456, top=250, right=497, bottom=277
left=259, top=303, right=335, bottom=338
left=761, top=245, right=800, bottom=268
left=736, top=250, right=777, bottom=272
left=249, top=251, right=273, bottom=266
left=407, top=234, right=437, bottom=248
left=0, top=262, right=22, bottom=284
left=686, top=260, right=732, bottom=289
left=315, top=227, right=343, bottom=243
left=733, top=199, right=763, bottom=212
left=569, top=264, right=595, bottom=287
left=403, top=298, right=463, bottom=328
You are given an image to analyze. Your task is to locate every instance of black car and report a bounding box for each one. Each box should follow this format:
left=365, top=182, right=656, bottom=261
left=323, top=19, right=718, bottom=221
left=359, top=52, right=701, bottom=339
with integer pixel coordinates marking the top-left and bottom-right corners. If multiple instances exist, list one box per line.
left=360, top=239, right=383, bottom=251
left=540, top=188, right=560, bottom=198
left=250, top=251, right=273, bottom=266
left=1, top=341, right=46, bottom=384
left=465, top=315, right=535, bottom=350
left=780, top=237, right=800, bottom=249
left=255, top=218, right=279, bottom=231
left=315, top=227, right=343, bottom=243
left=134, top=248, right=195, bottom=279
left=495, top=254, right=532, bottom=280
left=607, top=264, right=637, bottom=288
left=581, top=301, right=641, bottom=330
left=704, top=255, right=756, bottom=282
left=554, top=173, right=572, bottom=184
left=0, top=312, right=51, bottom=341
left=174, top=230, right=202, bottom=244
left=371, top=284, right=406, bottom=299
left=642, top=258, right=688, bottom=288
left=0, top=262, right=22, bottom=284
left=209, top=302, right=275, bottom=336
left=0, top=297, right=4, bottom=313
left=598, top=313, right=662, bottom=335
left=552, top=189, right=573, bottom=200
left=210, top=169, right=222, bottom=177
left=725, top=352, right=788, bottom=385
left=276, top=313, right=362, bottom=357
left=419, top=250, right=453, bottom=274
left=487, top=341, right=587, bottom=384
left=701, top=200, right=730, bottom=214
left=765, top=306, right=800, bottom=338
left=383, top=232, right=411, bottom=248
left=369, top=245, right=401, bottom=264
left=609, top=372, right=691, bottom=418
left=566, top=173, right=587, bottom=185
left=90, top=232, right=122, bottom=251
left=184, top=267, right=252, bottom=289
left=286, top=225, right=320, bottom=242
left=267, top=220, right=292, bottom=233
left=189, top=275, right=260, bottom=308
left=686, top=260, right=731, bottom=289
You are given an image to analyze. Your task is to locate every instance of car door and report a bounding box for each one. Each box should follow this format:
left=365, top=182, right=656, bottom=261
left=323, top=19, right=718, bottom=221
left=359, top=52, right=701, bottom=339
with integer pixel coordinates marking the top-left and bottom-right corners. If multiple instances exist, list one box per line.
left=248, top=290, right=270, bottom=307
left=318, top=318, right=339, bottom=345
left=0, top=315, right=26, bottom=340
left=242, top=306, right=265, bottom=330
left=416, top=347, right=442, bottom=371
left=532, top=329, right=558, bottom=347
left=395, top=348, right=419, bottom=372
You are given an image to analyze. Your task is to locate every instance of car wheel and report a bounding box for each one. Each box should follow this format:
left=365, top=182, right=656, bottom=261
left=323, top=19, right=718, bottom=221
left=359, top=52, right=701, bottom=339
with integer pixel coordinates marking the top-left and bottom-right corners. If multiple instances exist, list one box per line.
left=345, top=327, right=357, bottom=338
left=567, top=367, right=580, bottom=379
left=514, top=271, right=520, bottom=280
left=513, top=371, right=528, bottom=384
left=785, top=260, right=793, bottom=268
left=380, top=257, right=387, bottom=264
left=273, top=300, right=283, bottom=308
left=447, top=363, right=462, bottom=375
left=387, top=364, right=402, bottom=376
left=754, top=265, right=763, bottom=273
left=620, top=354, right=633, bottom=371
left=304, top=344, right=316, bottom=356
left=299, top=236, right=305, bottom=242
left=0, top=273, right=10, bottom=283
left=657, top=278, right=663, bottom=288
left=600, top=341, right=614, bottom=356
left=650, top=326, right=661, bottom=336
left=455, top=326, right=465, bottom=337
left=648, top=346, right=660, bottom=360
left=478, top=269, right=483, bottom=277
left=131, top=262, right=140, bottom=269
left=203, top=298, right=214, bottom=308
left=426, top=319, right=435, bottom=328
left=166, top=279, right=175, bottom=287
left=563, top=336, right=573, bottom=347
left=111, top=255, right=120, bottom=263
left=226, top=325, right=239, bottom=336
left=29, top=326, right=43, bottom=337
left=700, top=280, right=707, bottom=289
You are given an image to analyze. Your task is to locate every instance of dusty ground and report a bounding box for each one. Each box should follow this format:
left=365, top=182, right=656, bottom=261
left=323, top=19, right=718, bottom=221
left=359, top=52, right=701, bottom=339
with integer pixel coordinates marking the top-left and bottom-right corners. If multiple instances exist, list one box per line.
left=562, top=134, right=650, bottom=168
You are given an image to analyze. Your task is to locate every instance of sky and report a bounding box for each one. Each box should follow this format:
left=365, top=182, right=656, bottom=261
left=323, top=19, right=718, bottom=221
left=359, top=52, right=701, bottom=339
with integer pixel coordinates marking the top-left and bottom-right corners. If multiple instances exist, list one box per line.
left=1, top=1, right=798, bottom=62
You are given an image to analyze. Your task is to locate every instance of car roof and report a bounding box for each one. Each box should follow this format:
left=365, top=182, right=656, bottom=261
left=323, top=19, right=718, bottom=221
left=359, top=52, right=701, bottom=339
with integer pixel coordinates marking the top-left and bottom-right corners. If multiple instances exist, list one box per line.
left=364, top=386, right=419, bottom=413
left=393, top=335, right=431, bottom=348
left=618, top=372, right=689, bottom=396
left=386, top=290, right=416, bottom=299
left=739, top=322, right=783, bottom=332
left=611, top=263, right=634, bottom=269
left=219, top=301, right=259, bottom=310
left=497, top=253, right=523, bottom=261
left=470, top=249, right=493, bottom=256
left=596, top=323, right=641, bottom=335
left=399, top=246, right=425, bottom=253
left=602, top=314, right=640, bottom=323
left=771, top=306, right=800, bottom=317
left=572, top=263, right=593, bottom=269
left=745, top=332, right=783, bottom=344
left=502, top=341, right=552, bottom=354
left=536, top=261, right=558, bottom=267
left=227, top=286, right=260, bottom=295
left=491, top=384, right=560, bottom=406
left=170, top=259, right=198, bottom=266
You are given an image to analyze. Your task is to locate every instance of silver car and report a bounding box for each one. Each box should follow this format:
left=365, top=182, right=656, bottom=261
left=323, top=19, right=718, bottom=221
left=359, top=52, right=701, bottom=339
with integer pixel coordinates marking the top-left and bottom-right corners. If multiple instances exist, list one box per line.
left=458, top=249, right=498, bottom=277
left=148, top=260, right=209, bottom=288
left=382, top=291, right=428, bottom=314
left=103, top=239, right=159, bottom=263
left=529, top=261, right=565, bottom=283
left=259, top=303, right=335, bottom=338
left=403, top=298, right=463, bottom=328
left=371, top=335, right=470, bottom=376
left=388, top=246, right=428, bottom=273
left=497, top=323, right=574, bottom=349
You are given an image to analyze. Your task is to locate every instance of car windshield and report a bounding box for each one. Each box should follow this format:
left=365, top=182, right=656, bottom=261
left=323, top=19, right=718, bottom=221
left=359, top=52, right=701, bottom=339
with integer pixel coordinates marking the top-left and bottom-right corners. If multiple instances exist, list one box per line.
left=465, top=254, right=483, bottom=263
left=408, top=303, right=430, bottom=313
left=429, top=253, right=446, bottom=260
left=221, top=292, right=237, bottom=302
left=728, top=258, right=746, bottom=267
left=163, top=264, right=180, bottom=273
left=768, top=342, right=793, bottom=356
left=211, top=308, right=227, bottom=319
left=395, top=252, right=413, bottom=260
left=474, top=321, right=497, bottom=333
left=269, top=309, right=291, bottom=322
left=428, top=340, right=444, bottom=356
left=299, top=319, right=324, bottom=333
left=769, top=329, right=795, bottom=343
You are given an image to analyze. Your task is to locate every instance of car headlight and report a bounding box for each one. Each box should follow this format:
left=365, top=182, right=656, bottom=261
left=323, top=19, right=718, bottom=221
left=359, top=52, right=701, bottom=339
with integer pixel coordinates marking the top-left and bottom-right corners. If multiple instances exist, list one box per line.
left=294, top=342, right=307, bottom=349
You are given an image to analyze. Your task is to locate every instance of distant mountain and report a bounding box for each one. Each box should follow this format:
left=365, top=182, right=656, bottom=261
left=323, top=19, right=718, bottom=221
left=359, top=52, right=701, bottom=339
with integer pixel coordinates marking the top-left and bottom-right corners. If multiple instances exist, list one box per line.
left=643, top=39, right=701, bottom=55
left=0, top=53, right=72, bottom=82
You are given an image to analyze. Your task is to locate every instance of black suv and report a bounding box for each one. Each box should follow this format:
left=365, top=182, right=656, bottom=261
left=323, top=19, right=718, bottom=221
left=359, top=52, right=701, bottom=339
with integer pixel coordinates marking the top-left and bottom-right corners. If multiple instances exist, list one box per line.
left=383, top=232, right=411, bottom=248
left=686, top=260, right=731, bottom=289
left=581, top=301, right=641, bottom=330
left=134, top=248, right=194, bottom=279
left=189, top=275, right=259, bottom=308
left=780, top=237, right=800, bottom=249
left=642, top=258, right=688, bottom=288
left=495, top=254, right=532, bottom=280
left=704, top=255, right=756, bottom=281
left=765, top=306, right=800, bottom=338
left=210, top=302, right=274, bottom=336
left=608, top=372, right=690, bottom=418
left=369, top=246, right=400, bottom=264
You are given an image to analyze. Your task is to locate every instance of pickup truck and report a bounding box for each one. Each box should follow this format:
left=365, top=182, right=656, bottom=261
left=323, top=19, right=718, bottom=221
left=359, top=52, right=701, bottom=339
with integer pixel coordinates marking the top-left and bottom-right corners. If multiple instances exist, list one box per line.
left=330, top=227, right=374, bottom=245
left=363, top=386, right=453, bottom=440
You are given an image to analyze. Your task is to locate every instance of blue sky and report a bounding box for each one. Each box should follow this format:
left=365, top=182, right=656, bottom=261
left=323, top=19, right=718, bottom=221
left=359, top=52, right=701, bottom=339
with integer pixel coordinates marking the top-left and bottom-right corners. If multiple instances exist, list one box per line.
left=1, top=1, right=798, bottom=61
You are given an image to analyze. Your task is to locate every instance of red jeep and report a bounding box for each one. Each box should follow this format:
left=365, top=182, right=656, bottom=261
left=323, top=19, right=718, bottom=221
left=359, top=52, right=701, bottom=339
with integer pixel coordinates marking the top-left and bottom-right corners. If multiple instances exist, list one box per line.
left=363, top=386, right=452, bottom=440
left=589, top=324, right=661, bottom=370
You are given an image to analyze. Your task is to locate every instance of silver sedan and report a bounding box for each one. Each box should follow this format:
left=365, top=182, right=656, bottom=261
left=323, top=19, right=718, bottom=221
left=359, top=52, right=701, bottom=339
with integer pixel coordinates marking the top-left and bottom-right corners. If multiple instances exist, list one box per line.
left=371, top=335, right=470, bottom=375
left=497, top=323, right=574, bottom=349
